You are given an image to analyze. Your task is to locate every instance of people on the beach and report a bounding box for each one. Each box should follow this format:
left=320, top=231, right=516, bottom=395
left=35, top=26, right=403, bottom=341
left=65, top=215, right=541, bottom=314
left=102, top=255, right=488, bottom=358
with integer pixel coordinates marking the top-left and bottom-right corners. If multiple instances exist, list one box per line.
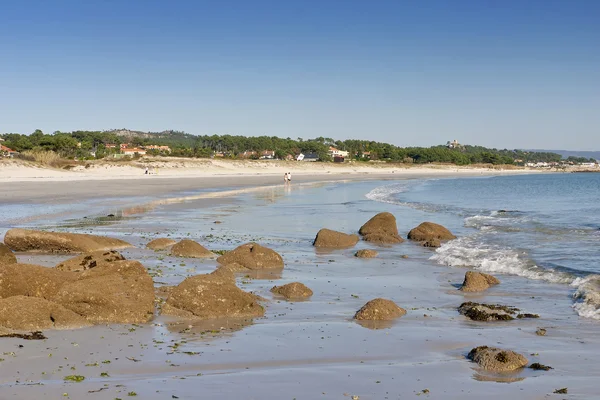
left=145, top=167, right=149, bottom=175
left=284, top=172, right=288, bottom=183
left=287, top=172, right=291, bottom=183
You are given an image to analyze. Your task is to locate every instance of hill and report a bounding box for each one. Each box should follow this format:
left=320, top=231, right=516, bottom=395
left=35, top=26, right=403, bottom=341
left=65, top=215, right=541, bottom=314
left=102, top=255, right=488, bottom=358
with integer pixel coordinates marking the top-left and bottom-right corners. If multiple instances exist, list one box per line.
left=526, top=149, right=600, bottom=161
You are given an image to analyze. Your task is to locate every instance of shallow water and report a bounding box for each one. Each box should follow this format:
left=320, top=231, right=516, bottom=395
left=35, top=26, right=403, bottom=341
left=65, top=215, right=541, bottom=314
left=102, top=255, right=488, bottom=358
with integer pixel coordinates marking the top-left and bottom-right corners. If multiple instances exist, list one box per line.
left=1, top=177, right=600, bottom=399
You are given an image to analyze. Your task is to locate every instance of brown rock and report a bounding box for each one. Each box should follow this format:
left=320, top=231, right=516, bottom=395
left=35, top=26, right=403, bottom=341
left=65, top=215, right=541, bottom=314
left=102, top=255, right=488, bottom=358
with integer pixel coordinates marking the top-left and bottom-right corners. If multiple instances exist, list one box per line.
left=355, top=249, right=378, bottom=258
left=0, top=296, right=91, bottom=331
left=460, top=271, right=500, bottom=292
left=0, top=243, right=17, bottom=264
left=216, top=243, right=284, bottom=270
left=170, top=239, right=214, bottom=258
left=313, top=229, right=359, bottom=248
left=55, top=250, right=126, bottom=272
left=359, top=213, right=404, bottom=244
left=407, top=222, right=456, bottom=246
left=146, top=238, right=177, bottom=250
left=3, top=228, right=132, bottom=253
left=458, top=302, right=539, bottom=321
left=162, top=269, right=264, bottom=319
left=271, top=282, right=313, bottom=299
left=354, top=298, right=406, bottom=321
left=467, top=346, right=528, bottom=372
left=0, top=263, right=75, bottom=300
left=52, top=260, right=155, bottom=324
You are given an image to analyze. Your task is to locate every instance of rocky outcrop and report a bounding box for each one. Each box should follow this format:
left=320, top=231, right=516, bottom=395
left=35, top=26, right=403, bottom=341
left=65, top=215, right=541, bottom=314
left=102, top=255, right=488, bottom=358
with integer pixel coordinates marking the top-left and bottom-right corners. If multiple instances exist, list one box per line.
left=359, top=213, right=404, bottom=244
left=3, top=228, right=132, bottom=253
left=460, top=271, right=500, bottom=292
left=354, top=298, right=406, bottom=321
left=0, top=296, right=91, bottom=331
left=52, top=260, right=155, bottom=324
left=216, top=243, right=284, bottom=269
left=55, top=250, right=125, bottom=272
left=313, top=229, right=359, bottom=248
left=407, top=222, right=456, bottom=247
left=146, top=238, right=177, bottom=250
left=0, top=263, right=75, bottom=300
left=270, top=282, right=313, bottom=299
left=162, top=269, right=264, bottom=319
left=0, top=243, right=17, bottom=264
left=467, top=346, right=528, bottom=372
left=170, top=239, right=214, bottom=258
left=355, top=249, right=378, bottom=258
left=458, top=302, right=539, bottom=321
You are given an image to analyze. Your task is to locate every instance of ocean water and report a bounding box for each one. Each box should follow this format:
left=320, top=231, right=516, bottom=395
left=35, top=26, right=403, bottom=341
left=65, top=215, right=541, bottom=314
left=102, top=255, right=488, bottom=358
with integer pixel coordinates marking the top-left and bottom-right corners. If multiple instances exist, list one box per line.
left=366, top=172, right=600, bottom=320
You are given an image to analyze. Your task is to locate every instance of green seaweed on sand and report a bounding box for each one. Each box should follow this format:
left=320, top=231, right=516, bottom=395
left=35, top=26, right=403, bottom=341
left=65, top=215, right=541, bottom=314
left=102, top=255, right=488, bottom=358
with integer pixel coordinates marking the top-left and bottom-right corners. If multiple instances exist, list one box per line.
left=64, top=375, right=85, bottom=382
left=0, top=331, right=47, bottom=340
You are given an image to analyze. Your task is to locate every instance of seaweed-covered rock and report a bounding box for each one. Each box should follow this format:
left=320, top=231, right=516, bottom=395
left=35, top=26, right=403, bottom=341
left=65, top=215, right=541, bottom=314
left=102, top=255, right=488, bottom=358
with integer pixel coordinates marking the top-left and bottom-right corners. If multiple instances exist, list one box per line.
left=162, top=269, right=264, bottom=319
left=0, top=296, right=91, bottom=331
left=359, top=213, right=404, bottom=244
left=354, top=298, right=406, bottom=321
left=460, top=271, right=500, bottom=292
left=458, top=302, right=539, bottom=321
left=467, top=346, right=528, bottom=372
left=170, top=239, right=214, bottom=258
left=313, top=229, right=359, bottom=248
left=407, top=222, right=456, bottom=247
left=55, top=250, right=126, bottom=272
left=3, top=228, right=132, bottom=253
left=270, top=282, right=313, bottom=299
left=0, top=263, right=76, bottom=300
left=0, top=243, right=17, bottom=265
left=216, top=243, right=284, bottom=269
left=355, top=249, right=378, bottom=258
left=146, top=238, right=177, bottom=250
left=52, top=260, right=155, bottom=324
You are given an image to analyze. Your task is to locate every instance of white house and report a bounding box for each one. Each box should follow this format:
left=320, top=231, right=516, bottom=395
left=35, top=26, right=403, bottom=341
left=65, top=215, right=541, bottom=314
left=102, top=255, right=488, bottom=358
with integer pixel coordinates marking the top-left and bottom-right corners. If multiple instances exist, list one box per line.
left=329, top=147, right=349, bottom=158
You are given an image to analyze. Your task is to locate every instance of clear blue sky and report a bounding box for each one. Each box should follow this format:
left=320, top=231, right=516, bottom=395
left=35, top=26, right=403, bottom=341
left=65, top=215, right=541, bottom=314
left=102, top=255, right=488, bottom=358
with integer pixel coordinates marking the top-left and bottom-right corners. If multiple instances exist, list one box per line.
left=1, top=0, right=598, bottom=150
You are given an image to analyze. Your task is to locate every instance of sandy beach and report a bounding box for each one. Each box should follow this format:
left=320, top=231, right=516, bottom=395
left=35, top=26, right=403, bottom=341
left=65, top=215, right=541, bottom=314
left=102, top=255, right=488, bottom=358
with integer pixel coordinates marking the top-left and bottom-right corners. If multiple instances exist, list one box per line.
left=2, top=163, right=595, bottom=400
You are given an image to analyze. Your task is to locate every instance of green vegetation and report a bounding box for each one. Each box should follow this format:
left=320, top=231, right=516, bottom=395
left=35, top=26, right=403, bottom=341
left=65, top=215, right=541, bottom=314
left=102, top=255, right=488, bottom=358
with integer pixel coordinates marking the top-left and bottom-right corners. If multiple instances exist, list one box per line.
left=0, top=128, right=570, bottom=166
left=63, top=375, right=85, bottom=382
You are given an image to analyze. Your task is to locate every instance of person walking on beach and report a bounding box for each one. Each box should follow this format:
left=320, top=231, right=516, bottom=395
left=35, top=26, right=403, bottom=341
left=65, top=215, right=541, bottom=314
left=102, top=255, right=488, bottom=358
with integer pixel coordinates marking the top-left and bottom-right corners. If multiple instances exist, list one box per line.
left=145, top=167, right=149, bottom=175
left=284, top=172, right=289, bottom=184
left=287, top=172, right=291, bottom=183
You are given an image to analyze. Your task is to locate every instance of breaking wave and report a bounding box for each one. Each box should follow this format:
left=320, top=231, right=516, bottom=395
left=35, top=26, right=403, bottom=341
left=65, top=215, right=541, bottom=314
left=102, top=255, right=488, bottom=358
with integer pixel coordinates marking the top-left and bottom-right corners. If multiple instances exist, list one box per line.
left=571, top=275, right=600, bottom=320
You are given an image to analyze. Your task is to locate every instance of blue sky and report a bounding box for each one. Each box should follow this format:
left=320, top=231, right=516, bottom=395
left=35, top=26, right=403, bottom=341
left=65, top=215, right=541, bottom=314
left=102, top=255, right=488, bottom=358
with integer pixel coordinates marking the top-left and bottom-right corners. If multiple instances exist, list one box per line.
left=1, top=0, right=598, bottom=150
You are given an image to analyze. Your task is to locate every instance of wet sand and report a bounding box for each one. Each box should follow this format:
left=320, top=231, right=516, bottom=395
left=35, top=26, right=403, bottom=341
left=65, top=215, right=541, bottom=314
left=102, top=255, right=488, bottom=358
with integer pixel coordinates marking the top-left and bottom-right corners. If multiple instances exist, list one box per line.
left=1, top=174, right=598, bottom=399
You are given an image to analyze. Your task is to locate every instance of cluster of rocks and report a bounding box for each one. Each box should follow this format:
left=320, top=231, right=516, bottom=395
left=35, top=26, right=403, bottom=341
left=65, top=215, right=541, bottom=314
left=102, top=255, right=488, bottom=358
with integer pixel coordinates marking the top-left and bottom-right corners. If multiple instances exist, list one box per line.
left=458, top=302, right=539, bottom=322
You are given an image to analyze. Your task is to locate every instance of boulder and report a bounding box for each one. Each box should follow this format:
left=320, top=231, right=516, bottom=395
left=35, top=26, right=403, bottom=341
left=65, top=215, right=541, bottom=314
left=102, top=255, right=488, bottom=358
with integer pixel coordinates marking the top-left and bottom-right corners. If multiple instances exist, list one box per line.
left=458, top=302, right=539, bottom=321
left=313, top=229, right=359, bottom=248
left=0, top=296, right=91, bottom=331
left=170, top=239, right=214, bottom=258
left=271, top=282, right=313, bottom=299
left=460, top=271, right=500, bottom=292
left=355, top=249, right=378, bottom=258
left=0, top=263, right=75, bottom=300
left=407, top=222, right=456, bottom=246
left=467, top=346, right=528, bottom=372
left=359, top=213, right=404, bottom=244
left=216, top=243, right=284, bottom=270
left=0, top=243, right=17, bottom=264
left=354, top=298, right=406, bottom=321
left=55, top=250, right=126, bottom=272
left=146, top=238, right=177, bottom=250
left=162, top=269, right=264, bottom=319
left=52, top=260, right=155, bottom=324
left=3, top=228, right=132, bottom=253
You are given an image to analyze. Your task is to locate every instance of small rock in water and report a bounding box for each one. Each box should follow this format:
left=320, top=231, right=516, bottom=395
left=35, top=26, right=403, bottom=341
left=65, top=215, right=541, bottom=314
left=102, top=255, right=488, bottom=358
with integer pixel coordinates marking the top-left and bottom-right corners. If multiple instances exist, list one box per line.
left=536, top=328, right=547, bottom=336
left=553, top=388, right=568, bottom=394
left=529, top=363, right=553, bottom=371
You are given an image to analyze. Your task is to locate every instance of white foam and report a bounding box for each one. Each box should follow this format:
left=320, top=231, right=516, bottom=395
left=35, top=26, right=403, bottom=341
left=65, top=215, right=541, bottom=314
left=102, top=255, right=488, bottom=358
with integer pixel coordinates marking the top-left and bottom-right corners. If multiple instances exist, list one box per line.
left=571, top=275, right=600, bottom=320
left=365, top=183, right=412, bottom=205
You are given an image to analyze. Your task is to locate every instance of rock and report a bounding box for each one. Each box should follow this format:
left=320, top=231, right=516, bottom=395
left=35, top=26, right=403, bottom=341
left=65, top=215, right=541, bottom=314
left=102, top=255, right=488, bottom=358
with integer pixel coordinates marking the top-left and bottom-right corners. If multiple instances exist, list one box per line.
left=216, top=243, right=284, bottom=270
left=354, top=298, right=406, bottom=321
left=146, top=238, right=177, bottom=250
left=536, top=328, right=547, bottom=336
left=0, top=263, right=75, bottom=300
left=162, top=269, right=264, bottom=319
left=407, top=222, right=456, bottom=246
left=55, top=250, right=126, bottom=272
left=313, top=229, right=359, bottom=248
left=270, top=282, right=313, bottom=299
left=52, top=260, right=155, bottom=324
left=0, top=296, right=91, bottom=331
left=170, top=239, right=214, bottom=258
left=553, top=388, right=568, bottom=394
left=355, top=249, right=378, bottom=258
left=467, top=346, right=528, bottom=372
left=0, top=243, right=17, bottom=264
left=458, top=302, right=539, bottom=321
left=460, top=271, right=500, bottom=292
left=359, top=213, right=404, bottom=244
left=529, top=363, right=553, bottom=371
left=3, top=228, right=132, bottom=253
